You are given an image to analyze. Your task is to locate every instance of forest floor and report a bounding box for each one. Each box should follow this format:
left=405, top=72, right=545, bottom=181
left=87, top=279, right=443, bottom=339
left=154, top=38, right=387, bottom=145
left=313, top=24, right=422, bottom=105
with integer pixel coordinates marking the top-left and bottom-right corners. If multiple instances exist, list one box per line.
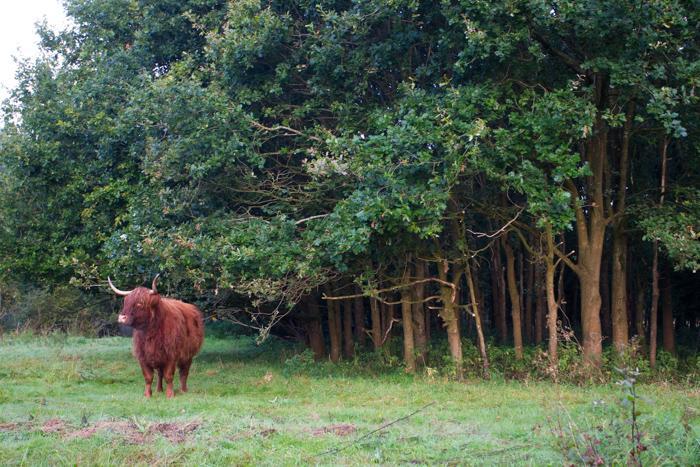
left=1, top=333, right=699, bottom=465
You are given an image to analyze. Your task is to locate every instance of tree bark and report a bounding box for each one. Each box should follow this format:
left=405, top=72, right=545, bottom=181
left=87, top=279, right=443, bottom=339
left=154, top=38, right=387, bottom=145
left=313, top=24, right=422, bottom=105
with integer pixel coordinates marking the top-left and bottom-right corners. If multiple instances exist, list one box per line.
left=611, top=104, right=634, bottom=354
left=600, top=252, right=612, bottom=341
left=353, top=290, right=366, bottom=348
left=650, top=137, right=668, bottom=368
left=412, top=260, right=428, bottom=367
left=491, top=244, right=508, bottom=343
left=649, top=244, right=660, bottom=368
left=545, top=224, right=559, bottom=367
left=611, top=229, right=629, bottom=353
left=401, top=263, right=416, bottom=373
left=304, top=293, right=325, bottom=360
left=558, top=234, right=567, bottom=318
left=466, top=257, right=490, bottom=378
left=342, top=299, right=354, bottom=359
left=565, top=103, right=607, bottom=367
left=325, top=284, right=341, bottom=363
left=662, top=266, right=675, bottom=354
left=524, top=252, right=535, bottom=345
left=519, top=250, right=527, bottom=343
left=535, top=263, right=545, bottom=345
left=438, top=258, right=463, bottom=380
left=503, top=235, right=524, bottom=359
left=634, top=277, right=645, bottom=342
left=370, top=297, right=382, bottom=350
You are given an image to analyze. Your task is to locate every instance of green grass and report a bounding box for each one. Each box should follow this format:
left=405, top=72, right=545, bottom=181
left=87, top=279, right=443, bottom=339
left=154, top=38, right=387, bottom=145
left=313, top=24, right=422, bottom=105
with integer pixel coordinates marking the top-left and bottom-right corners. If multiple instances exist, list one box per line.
left=0, top=333, right=698, bottom=465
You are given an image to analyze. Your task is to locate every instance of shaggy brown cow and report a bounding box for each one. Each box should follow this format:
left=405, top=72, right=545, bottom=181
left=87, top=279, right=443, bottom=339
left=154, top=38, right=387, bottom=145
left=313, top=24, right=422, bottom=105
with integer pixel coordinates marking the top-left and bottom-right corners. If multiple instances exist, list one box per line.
left=108, top=275, right=204, bottom=398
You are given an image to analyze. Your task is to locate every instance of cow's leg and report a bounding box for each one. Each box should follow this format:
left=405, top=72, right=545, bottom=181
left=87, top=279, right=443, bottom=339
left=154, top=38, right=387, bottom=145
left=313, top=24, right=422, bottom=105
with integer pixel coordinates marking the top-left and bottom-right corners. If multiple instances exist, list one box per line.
left=140, top=362, right=154, bottom=398
left=164, top=362, right=177, bottom=398
left=178, top=360, right=192, bottom=393
left=156, top=368, right=164, bottom=393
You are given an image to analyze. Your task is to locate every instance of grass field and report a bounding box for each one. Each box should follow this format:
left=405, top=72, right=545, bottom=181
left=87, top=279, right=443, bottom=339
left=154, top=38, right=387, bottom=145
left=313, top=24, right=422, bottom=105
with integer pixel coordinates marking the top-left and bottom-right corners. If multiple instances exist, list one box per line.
left=1, top=333, right=698, bottom=465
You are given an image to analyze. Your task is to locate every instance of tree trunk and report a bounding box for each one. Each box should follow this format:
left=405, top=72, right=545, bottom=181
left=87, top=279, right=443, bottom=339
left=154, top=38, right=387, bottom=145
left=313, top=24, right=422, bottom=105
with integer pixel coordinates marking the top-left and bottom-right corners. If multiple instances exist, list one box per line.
left=342, top=299, right=354, bottom=359
left=491, top=244, right=508, bottom=343
left=400, top=273, right=416, bottom=374
left=519, top=250, right=526, bottom=344
left=650, top=244, right=660, bottom=368
left=438, top=259, right=463, bottom=380
left=503, top=236, right=524, bottom=359
left=424, top=299, right=431, bottom=344
left=578, top=267, right=604, bottom=367
left=535, top=263, right=544, bottom=345
left=650, top=138, right=668, bottom=368
left=466, top=258, right=490, bottom=378
left=412, top=260, right=428, bottom=367
left=611, top=104, right=633, bottom=354
left=370, top=297, right=382, bottom=350
left=600, top=252, right=612, bottom=341
left=305, top=294, right=325, bottom=360
left=545, top=224, right=559, bottom=368
left=524, top=252, right=534, bottom=345
left=325, top=285, right=341, bottom=363
left=353, top=291, right=366, bottom=348
left=662, top=267, right=675, bottom=354
left=558, top=234, right=567, bottom=318
left=611, top=228, right=629, bottom=353
left=634, top=278, right=645, bottom=342
left=566, top=107, right=607, bottom=368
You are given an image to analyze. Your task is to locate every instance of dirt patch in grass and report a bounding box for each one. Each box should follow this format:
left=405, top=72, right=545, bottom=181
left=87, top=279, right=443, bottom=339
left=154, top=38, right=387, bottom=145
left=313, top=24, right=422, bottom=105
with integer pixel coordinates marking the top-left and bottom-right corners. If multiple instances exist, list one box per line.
left=312, top=424, right=357, bottom=437
left=0, top=418, right=200, bottom=444
left=148, top=421, right=201, bottom=443
left=0, top=422, right=24, bottom=431
left=41, top=418, right=67, bottom=434
left=69, top=419, right=201, bottom=443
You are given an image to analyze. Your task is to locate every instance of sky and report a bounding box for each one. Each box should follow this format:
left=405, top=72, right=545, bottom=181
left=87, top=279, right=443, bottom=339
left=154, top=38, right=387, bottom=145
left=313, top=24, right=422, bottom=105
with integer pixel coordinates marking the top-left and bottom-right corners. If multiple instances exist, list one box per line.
left=0, top=0, right=70, bottom=102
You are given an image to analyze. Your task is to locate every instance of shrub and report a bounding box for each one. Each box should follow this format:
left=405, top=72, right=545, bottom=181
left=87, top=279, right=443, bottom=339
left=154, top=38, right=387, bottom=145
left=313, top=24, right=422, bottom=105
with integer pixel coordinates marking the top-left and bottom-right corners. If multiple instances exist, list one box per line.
left=0, top=283, right=116, bottom=335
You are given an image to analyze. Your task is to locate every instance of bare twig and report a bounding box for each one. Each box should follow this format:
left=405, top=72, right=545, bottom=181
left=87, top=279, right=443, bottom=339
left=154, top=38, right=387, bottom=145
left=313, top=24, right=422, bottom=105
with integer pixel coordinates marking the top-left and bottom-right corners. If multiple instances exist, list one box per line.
left=250, top=120, right=322, bottom=142
left=466, top=207, right=524, bottom=238
left=314, top=401, right=437, bottom=457
left=295, top=214, right=330, bottom=225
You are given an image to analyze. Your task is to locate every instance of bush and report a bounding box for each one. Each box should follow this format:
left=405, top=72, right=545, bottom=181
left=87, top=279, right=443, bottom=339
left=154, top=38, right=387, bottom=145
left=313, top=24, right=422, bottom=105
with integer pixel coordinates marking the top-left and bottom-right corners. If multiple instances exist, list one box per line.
left=0, top=282, right=117, bottom=335
left=549, top=368, right=700, bottom=465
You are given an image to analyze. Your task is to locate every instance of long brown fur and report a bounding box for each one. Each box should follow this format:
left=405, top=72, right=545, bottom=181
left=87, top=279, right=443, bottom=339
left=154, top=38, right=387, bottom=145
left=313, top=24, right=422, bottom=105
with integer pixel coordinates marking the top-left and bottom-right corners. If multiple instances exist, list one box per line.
left=118, top=288, right=204, bottom=398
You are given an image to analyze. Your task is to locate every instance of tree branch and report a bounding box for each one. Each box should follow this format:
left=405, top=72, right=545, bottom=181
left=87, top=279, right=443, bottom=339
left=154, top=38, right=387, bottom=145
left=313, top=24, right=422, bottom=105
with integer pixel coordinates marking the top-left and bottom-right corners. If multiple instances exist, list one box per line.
left=322, top=278, right=456, bottom=303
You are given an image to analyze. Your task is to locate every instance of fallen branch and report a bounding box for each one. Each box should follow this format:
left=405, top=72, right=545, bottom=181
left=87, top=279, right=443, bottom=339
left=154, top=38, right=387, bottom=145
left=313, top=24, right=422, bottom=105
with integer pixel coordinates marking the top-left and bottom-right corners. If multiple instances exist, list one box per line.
left=314, top=401, right=437, bottom=457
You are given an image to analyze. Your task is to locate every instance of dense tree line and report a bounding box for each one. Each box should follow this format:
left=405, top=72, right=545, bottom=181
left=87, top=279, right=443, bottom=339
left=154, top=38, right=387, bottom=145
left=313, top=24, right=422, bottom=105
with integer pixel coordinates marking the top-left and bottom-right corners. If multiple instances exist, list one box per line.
left=1, top=0, right=699, bottom=378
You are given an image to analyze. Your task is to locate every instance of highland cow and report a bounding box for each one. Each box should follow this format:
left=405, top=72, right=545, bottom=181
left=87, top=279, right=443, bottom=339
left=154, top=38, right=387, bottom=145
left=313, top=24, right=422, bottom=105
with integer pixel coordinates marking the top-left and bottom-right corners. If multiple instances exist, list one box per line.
left=108, top=275, right=204, bottom=398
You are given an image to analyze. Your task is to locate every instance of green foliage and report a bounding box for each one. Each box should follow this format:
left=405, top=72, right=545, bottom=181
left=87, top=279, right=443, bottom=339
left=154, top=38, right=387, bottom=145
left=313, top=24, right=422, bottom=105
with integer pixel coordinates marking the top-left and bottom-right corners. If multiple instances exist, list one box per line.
left=0, top=283, right=115, bottom=335
left=549, top=368, right=700, bottom=466
left=636, top=187, right=700, bottom=272
left=0, top=0, right=699, bottom=368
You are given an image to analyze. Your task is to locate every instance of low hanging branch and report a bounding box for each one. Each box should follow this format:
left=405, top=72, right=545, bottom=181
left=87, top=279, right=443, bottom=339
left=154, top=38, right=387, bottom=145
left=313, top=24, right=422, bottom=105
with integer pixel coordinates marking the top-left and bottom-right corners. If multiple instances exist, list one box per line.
left=322, top=278, right=457, bottom=303
left=295, top=213, right=330, bottom=225
left=465, top=207, right=524, bottom=238
left=250, top=119, right=323, bottom=142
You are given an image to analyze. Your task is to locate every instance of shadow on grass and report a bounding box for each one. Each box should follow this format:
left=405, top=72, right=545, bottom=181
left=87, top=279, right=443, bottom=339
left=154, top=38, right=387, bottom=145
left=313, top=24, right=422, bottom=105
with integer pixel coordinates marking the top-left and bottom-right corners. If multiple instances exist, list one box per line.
left=196, top=335, right=293, bottom=365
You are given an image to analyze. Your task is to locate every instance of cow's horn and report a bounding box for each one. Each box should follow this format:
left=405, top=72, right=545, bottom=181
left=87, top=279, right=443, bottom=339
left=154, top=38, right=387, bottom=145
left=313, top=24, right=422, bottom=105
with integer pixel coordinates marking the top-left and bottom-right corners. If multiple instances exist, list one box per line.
left=150, top=273, right=160, bottom=295
left=108, top=277, right=133, bottom=296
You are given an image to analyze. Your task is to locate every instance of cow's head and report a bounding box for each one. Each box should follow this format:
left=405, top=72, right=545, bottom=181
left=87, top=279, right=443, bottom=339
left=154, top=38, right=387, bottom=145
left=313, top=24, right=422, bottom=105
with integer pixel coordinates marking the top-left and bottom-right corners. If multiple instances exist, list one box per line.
left=108, top=275, right=162, bottom=329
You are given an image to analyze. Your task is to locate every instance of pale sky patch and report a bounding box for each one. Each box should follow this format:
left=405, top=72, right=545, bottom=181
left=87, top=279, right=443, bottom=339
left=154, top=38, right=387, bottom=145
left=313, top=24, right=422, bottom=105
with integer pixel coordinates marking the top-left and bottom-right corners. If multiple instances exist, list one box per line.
left=0, top=0, right=70, bottom=102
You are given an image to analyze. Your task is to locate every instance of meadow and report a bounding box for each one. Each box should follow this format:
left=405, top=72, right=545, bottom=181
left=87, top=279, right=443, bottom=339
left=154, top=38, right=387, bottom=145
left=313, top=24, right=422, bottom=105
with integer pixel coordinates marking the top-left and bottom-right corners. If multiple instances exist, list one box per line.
left=1, top=333, right=698, bottom=466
